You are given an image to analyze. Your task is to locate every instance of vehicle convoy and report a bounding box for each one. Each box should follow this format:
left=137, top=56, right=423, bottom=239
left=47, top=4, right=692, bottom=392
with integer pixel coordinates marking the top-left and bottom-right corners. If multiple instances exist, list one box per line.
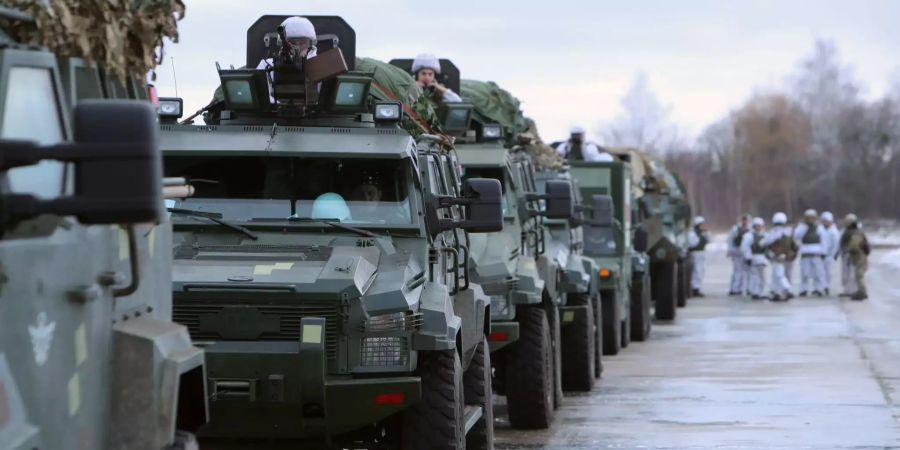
left=568, top=160, right=652, bottom=357
left=159, top=16, right=502, bottom=449
left=0, top=4, right=206, bottom=450
left=430, top=75, right=595, bottom=429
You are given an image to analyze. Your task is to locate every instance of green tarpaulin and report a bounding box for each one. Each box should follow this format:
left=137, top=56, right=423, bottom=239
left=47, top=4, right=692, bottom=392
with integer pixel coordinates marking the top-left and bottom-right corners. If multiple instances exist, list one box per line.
left=460, top=79, right=528, bottom=136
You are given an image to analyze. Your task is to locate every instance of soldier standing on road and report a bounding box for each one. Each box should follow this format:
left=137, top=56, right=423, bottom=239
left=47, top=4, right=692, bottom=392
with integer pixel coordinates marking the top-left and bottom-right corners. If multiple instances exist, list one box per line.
left=742, top=217, right=768, bottom=300
left=727, top=214, right=752, bottom=295
left=793, top=209, right=828, bottom=297
left=687, top=216, right=710, bottom=297
left=839, top=214, right=870, bottom=301
left=763, top=212, right=797, bottom=302
left=411, top=53, right=463, bottom=104
left=554, top=126, right=615, bottom=162
left=820, top=211, right=840, bottom=295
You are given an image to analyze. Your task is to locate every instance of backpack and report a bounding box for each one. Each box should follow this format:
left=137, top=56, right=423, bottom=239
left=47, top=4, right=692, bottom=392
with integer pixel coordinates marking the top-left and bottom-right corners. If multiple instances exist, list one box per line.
left=768, top=234, right=798, bottom=261
left=801, top=224, right=821, bottom=244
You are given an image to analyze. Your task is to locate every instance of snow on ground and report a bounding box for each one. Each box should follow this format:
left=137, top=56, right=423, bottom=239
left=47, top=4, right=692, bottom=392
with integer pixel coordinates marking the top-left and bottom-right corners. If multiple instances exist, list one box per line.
left=876, top=247, right=900, bottom=271
left=707, top=233, right=729, bottom=253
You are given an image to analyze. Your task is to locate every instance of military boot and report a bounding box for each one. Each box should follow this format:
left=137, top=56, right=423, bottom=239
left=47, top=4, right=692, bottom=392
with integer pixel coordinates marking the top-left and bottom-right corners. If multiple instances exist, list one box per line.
left=850, top=291, right=868, bottom=301
left=799, top=291, right=808, bottom=297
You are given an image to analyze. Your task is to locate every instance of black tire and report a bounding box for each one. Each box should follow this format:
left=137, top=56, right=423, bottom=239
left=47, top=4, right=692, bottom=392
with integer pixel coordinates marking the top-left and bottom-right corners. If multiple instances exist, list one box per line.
left=549, top=305, right=563, bottom=410
left=561, top=298, right=596, bottom=391
left=592, top=294, right=604, bottom=379
left=601, top=289, right=622, bottom=355
left=401, top=350, right=465, bottom=449
left=653, top=261, right=677, bottom=321
left=677, top=259, right=688, bottom=307
left=630, top=273, right=652, bottom=342
left=167, top=431, right=198, bottom=450
left=464, top=338, right=494, bottom=450
left=505, top=307, right=554, bottom=429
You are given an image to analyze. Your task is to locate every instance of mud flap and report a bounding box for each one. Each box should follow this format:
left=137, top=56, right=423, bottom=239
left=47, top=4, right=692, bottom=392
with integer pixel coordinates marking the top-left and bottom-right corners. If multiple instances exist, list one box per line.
left=487, top=322, right=520, bottom=352
left=109, top=317, right=206, bottom=450
left=558, top=305, right=587, bottom=329
left=0, top=356, right=41, bottom=450
left=298, top=317, right=327, bottom=435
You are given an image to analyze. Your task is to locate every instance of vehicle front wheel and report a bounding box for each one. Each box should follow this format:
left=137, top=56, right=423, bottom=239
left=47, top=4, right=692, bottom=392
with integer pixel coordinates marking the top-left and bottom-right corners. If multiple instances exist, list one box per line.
left=561, top=298, right=596, bottom=391
left=601, top=289, right=622, bottom=355
left=401, top=350, right=465, bottom=449
left=505, top=306, right=555, bottom=429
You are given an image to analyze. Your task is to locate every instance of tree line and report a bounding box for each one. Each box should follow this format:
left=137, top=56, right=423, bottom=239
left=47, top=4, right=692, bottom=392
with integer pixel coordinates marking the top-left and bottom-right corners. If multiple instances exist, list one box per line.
left=600, top=40, right=900, bottom=228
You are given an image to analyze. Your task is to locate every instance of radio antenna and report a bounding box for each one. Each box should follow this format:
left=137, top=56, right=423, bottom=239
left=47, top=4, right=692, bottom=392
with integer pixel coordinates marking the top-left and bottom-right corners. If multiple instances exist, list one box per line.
left=171, top=56, right=179, bottom=98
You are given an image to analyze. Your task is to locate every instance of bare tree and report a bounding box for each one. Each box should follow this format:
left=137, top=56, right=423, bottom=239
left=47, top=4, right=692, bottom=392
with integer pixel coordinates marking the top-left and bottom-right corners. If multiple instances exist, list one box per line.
left=600, top=72, right=679, bottom=155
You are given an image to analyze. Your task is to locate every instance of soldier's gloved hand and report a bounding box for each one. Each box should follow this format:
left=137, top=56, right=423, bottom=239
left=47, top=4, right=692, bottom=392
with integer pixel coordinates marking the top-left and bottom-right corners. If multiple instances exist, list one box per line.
left=745, top=259, right=751, bottom=267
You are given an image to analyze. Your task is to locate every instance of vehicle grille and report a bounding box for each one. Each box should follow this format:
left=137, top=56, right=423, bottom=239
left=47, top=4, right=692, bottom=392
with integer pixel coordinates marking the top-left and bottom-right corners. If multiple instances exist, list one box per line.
left=173, top=302, right=340, bottom=360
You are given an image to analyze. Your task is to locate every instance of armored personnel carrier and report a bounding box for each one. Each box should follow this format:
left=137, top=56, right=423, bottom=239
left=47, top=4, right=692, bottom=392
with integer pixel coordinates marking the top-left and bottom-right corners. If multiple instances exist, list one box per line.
left=159, top=16, right=502, bottom=449
left=0, top=4, right=205, bottom=450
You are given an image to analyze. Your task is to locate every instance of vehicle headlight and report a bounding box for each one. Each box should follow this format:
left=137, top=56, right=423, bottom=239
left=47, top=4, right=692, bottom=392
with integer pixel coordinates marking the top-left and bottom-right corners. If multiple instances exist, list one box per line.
left=374, top=102, right=402, bottom=121
left=490, top=294, right=510, bottom=317
left=363, top=312, right=421, bottom=333
left=361, top=336, right=408, bottom=366
left=482, top=124, right=502, bottom=140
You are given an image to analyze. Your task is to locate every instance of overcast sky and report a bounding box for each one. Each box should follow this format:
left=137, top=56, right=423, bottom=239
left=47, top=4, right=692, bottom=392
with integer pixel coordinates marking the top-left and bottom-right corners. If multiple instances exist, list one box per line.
left=153, top=0, right=900, bottom=143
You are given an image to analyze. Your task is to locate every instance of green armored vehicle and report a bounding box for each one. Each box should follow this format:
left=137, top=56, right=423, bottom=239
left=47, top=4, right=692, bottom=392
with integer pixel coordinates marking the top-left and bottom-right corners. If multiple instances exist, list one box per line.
left=568, top=160, right=652, bottom=356
left=160, top=16, right=501, bottom=449
left=435, top=76, right=581, bottom=428
left=0, top=5, right=206, bottom=450
left=616, top=149, right=692, bottom=319
left=533, top=169, right=600, bottom=390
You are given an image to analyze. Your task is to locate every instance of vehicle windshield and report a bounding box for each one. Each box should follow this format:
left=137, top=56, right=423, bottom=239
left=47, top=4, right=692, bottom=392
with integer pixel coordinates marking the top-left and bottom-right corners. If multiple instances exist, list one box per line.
left=164, top=156, right=415, bottom=226
left=584, top=226, right=618, bottom=256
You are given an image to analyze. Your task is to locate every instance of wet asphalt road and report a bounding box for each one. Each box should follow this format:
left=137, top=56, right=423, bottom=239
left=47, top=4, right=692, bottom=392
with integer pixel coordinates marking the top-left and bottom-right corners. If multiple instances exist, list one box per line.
left=494, top=248, right=900, bottom=449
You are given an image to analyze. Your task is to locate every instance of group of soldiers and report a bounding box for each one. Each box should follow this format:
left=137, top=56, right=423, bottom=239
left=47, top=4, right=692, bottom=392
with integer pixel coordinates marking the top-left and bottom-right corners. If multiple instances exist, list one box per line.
left=723, top=210, right=871, bottom=301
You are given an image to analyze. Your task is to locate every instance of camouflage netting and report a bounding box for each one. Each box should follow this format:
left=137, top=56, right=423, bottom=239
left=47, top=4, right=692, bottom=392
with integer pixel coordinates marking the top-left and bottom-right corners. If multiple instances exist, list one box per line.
left=0, top=0, right=185, bottom=82
left=356, top=56, right=441, bottom=137
left=517, top=117, right=564, bottom=171
left=460, top=79, right=527, bottom=137
left=461, top=79, right=563, bottom=170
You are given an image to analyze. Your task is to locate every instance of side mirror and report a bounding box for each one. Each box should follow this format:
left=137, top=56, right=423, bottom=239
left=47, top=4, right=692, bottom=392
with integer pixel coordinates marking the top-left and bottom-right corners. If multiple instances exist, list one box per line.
left=0, top=100, right=163, bottom=230
left=633, top=227, right=649, bottom=253
left=541, top=180, right=573, bottom=219
left=459, top=178, right=502, bottom=233
left=589, top=194, right=614, bottom=227
left=424, top=178, right=502, bottom=238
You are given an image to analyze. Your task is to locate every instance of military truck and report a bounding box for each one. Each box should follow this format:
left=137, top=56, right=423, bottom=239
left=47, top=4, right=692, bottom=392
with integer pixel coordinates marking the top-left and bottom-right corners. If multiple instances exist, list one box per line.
left=568, top=160, right=652, bottom=356
left=614, top=149, right=693, bottom=319
left=0, top=5, right=205, bottom=450
left=396, top=72, right=584, bottom=428
left=533, top=169, right=600, bottom=391
left=159, top=16, right=502, bottom=449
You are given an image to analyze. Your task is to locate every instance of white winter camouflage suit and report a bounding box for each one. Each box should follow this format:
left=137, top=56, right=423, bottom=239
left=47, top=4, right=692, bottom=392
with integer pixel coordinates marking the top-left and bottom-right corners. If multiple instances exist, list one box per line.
left=727, top=224, right=749, bottom=294
left=793, top=221, right=828, bottom=293
left=741, top=230, right=768, bottom=297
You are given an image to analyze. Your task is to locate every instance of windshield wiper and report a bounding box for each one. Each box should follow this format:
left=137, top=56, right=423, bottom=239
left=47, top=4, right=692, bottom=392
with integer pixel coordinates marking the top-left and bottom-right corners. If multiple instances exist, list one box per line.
left=252, top=216, right=379, bottom=238
left=168, top=208, right=259, bottom=241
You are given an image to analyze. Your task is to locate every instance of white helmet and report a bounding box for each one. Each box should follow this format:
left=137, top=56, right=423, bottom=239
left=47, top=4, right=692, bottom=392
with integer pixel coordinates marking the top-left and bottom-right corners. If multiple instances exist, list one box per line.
left=804, top=208, right=817, bottom=218
left=570, top=125, right=586, bottom=135
left=752, top=217, right=765, bottom=227
left=821, top=211, right=834, bottom=222
left=281, top=16, right=317, bottom=40
left=772, top=212, right=787, bottom=225
left=311, top=193, right=351, bottom=222
left=693, top=216, right=705, bottom=226
left=411, top=53, right=441, bottom=74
